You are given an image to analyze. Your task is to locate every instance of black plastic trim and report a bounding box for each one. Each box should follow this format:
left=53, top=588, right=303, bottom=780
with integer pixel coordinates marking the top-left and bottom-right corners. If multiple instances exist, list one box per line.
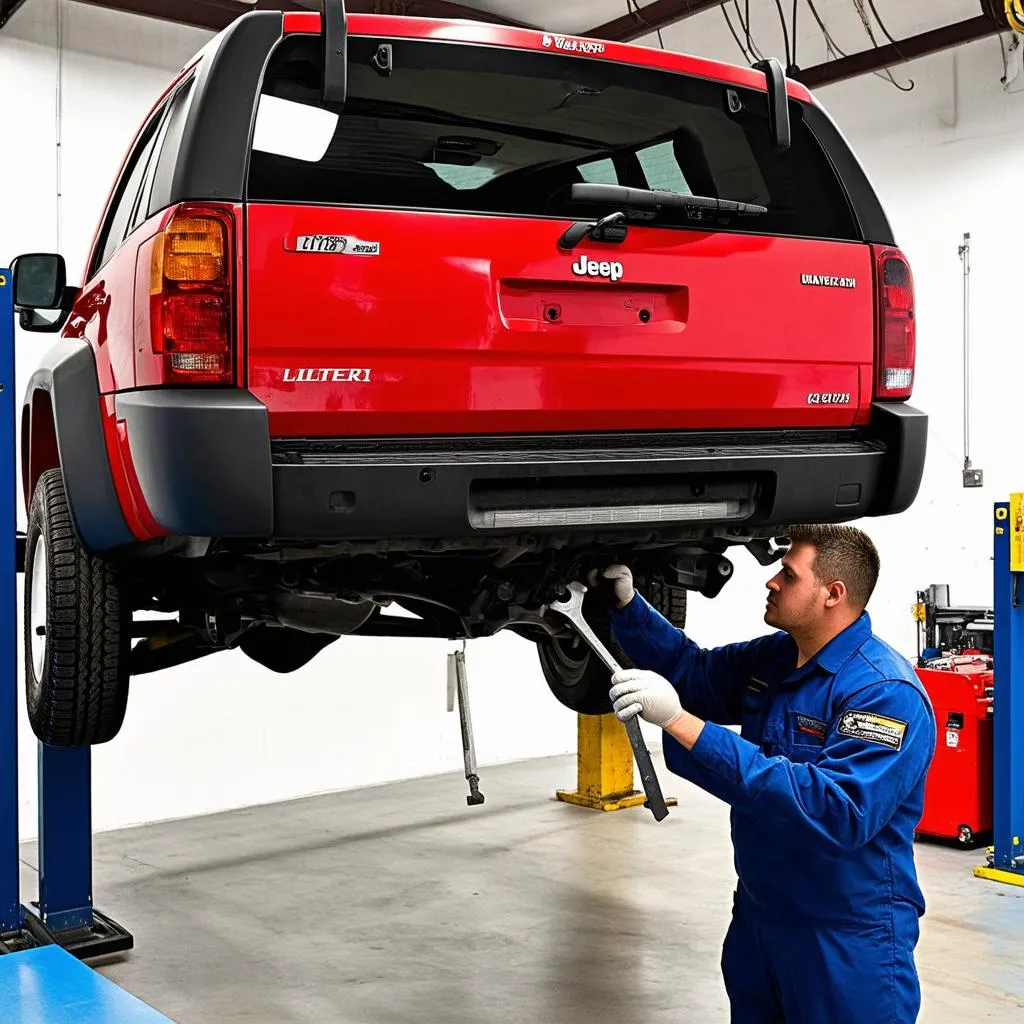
left=115, top=389, right=273, bottom=536
left=802, top=102, right=896, bottom=246
left=270, top=436, right=886, bottom=540
left=24, top=340, right=134, bottom=553
left=110, top=397, right=925, bottom=543
left=866, top=401, right=928, bottom=515
left=168, top=12, right=283, bottom=205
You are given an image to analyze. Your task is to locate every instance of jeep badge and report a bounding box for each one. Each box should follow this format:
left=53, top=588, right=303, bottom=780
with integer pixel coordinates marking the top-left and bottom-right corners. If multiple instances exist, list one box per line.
left=571, top=255, right=624, bottom=282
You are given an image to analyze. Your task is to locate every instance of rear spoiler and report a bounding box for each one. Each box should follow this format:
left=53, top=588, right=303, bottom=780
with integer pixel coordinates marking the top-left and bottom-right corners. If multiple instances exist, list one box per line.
left=321, top=0, right=348, bottom=109
left=753, top=57, right=791, bottom=152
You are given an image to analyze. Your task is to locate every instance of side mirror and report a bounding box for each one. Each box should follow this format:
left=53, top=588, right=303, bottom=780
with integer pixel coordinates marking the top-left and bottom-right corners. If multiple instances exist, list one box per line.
left=12, top=253, right=66, bottom=310
left=10, top=254, right=76, bottom=333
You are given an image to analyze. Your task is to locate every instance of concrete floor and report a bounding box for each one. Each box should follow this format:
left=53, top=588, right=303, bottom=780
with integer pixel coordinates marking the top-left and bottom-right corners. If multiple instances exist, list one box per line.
left=18, top=754, right=1024, bottom=1022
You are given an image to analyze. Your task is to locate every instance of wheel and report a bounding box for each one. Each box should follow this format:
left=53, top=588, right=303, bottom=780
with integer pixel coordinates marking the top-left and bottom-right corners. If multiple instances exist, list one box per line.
left=24, top=469, right=130, bottom=746
left=957, top=824, right=975, bottom=847
left=537, top=575, right=687, bottom=715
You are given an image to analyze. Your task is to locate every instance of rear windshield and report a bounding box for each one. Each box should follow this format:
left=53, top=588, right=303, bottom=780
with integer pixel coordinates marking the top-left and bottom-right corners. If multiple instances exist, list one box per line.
left=248, top=35, right=858, bottom=241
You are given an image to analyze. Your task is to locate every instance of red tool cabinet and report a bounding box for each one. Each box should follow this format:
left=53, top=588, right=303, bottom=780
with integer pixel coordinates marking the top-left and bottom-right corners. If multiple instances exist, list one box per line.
left=915, top=657, right=993, bottom=846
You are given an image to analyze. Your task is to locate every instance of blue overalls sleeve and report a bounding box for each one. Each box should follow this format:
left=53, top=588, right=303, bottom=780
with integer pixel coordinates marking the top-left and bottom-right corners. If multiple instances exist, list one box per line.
left=672, top=679, right=934, bottom=851
left=610, top=595, right=776, bottom=727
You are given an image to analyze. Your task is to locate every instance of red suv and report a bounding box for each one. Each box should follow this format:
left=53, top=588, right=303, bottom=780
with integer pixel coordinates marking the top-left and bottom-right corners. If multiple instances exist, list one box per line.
left=11, top=4, right=925, bottom=746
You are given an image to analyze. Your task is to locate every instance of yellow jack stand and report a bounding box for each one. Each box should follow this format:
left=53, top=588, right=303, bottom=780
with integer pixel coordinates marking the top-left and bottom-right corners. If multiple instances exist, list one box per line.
left=556, top=713, right=678, bottom=812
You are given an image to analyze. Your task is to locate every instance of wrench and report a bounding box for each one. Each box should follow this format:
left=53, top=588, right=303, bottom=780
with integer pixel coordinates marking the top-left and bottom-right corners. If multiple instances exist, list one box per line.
left=548, top=581, right=670, bottom=822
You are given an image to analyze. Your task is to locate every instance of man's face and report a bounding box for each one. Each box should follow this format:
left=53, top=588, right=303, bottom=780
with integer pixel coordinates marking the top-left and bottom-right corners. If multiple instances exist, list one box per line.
left=764, top=542, right=829, bottom=633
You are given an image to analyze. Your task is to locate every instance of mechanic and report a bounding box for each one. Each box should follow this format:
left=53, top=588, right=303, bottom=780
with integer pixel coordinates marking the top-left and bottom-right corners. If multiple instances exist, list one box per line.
left=601, top=524, right=935, bottom=1023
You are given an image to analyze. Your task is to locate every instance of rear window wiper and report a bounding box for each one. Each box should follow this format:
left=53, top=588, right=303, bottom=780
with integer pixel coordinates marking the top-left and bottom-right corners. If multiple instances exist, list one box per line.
left=558, top=183, right=767, bottom=250
left=572, top=183, right=768, bottom=218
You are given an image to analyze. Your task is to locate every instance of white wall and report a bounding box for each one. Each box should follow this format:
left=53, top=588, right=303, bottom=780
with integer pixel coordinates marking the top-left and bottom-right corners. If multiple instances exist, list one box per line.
left=2, top=0, right=1023, bottom=838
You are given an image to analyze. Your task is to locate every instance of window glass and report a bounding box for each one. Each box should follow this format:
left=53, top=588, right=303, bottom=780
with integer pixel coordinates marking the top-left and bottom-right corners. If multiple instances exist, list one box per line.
left=247, top=35, right=856, bottom=240
left=637, top=141, right=691, bottom=194
left=92, top=113, right=164, bottom=275
left=148, top=76, right=196, bottom=218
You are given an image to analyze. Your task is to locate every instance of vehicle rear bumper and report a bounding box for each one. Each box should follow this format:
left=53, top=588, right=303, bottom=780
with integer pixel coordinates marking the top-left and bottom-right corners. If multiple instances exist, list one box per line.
left=114, top=391, right=927, bottom=542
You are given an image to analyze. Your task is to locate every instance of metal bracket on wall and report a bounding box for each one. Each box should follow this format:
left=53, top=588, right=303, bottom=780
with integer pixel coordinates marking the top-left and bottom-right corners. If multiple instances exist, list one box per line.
left=960, top=232, right=984, bottom=488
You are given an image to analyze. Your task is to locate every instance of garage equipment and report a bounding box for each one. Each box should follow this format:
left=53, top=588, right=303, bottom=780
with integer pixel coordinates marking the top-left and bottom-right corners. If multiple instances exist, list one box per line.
left=447, top=645, right=484, bottom=806
left=0, top=270, right=131, bottom=957
left=915, top=656, right=993, bottom=846
left=913, top=586, right=994, bottom=845
left=915, top=583, right=993, bottom=659
left=975, top=496, right=1024, bottom=886
left=548, top=582, right=669, bottom=822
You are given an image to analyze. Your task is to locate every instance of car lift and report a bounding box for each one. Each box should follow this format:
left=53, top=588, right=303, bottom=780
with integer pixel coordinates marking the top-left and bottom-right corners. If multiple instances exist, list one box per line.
left=975, top=497, right=1024, bottom=887
left=0, top=269, right=169, bottom=1019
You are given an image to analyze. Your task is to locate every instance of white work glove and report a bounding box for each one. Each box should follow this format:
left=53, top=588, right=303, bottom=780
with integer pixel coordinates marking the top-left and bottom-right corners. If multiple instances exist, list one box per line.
left=609, top=669, right=683, bottom=728
left=587, top=564, right=636, bottom=608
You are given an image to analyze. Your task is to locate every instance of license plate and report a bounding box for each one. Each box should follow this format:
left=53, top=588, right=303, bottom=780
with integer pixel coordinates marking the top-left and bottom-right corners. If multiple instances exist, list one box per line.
left=289, top=235, right=381, bottom=255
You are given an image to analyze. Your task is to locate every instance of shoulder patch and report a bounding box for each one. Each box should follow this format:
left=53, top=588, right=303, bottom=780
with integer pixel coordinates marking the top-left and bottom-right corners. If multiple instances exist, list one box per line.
left=838, top=710, right=907, bottom=750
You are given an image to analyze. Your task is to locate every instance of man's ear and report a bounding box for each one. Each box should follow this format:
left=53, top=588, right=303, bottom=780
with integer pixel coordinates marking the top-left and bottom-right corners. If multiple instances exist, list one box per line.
left=824, top=580, right=848, bottom=609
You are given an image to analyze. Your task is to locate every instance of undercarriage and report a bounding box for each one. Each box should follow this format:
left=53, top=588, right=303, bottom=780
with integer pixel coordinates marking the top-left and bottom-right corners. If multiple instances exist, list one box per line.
left=120, top=527, right=788, bottom=676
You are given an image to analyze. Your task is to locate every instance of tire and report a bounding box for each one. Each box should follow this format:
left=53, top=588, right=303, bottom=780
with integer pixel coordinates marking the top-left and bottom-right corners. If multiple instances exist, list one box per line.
left=537, top=575, right=687, bottom=716
left=25, top=469, right=130, bottom=746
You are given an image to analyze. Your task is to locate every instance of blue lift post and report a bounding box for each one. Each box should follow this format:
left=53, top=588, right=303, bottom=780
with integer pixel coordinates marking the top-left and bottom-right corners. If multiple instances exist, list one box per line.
left=975, top=498, right=1024, bottom=887
left=0, top=267, right=132, bottom=957
left=0, top=268, right=27, bottom=948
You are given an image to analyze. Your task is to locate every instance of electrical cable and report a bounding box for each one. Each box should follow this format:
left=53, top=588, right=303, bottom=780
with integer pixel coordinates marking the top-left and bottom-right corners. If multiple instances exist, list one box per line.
left=806, top=0, right=912, bottom=91
left=851, top=0, right=915, bottom=92
left=626, top=0, right=665, bottom=49
left=734, top=0, right=765, bottom=62
left=772, top=0, right=791, bottom=68
left=792, top=0, right=799, bottom=69
left=806, top=0, right=849, bottom=58
left=864, top=0, right=900, bottom=46
left=722, top=6, right=755, bottom=63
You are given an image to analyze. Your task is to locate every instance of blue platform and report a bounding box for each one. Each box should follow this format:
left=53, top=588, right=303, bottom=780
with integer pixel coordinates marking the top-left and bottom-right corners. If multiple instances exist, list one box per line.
left=0, top=946, right=172, bottom=1022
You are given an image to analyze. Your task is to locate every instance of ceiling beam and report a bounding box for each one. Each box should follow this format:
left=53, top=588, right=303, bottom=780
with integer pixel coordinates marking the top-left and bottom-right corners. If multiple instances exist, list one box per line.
left=65, top=0, right=539, bottom=35
left=794, top=14, right=1003, bottom=88
left=586, top=0, right=724, bottom=44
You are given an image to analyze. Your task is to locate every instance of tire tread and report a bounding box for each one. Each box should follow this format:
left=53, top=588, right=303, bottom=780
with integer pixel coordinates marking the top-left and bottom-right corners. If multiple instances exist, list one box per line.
left=25, top=469, right=129, bottom=746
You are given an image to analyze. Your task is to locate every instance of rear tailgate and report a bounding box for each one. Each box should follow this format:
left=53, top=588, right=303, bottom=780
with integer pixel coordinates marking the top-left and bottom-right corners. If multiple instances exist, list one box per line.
left=246, top=208, right=873, bottom=436
left=245, top=29, right=876, bottom=438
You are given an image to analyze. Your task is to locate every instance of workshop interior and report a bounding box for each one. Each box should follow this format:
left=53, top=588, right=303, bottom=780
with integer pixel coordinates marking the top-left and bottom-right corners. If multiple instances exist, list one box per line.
left=2, top=0, right=1024, bottom=1020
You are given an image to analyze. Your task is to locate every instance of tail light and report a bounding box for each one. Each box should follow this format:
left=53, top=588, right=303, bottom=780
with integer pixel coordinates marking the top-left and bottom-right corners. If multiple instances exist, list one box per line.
left=145, top=204, right=234, bottom=384
left=873, top=246, right=915, bottom=400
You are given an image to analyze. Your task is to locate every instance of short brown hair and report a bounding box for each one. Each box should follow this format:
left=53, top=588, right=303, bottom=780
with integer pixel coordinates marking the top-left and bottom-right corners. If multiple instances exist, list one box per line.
left=784, top=524, right=881, bottom=610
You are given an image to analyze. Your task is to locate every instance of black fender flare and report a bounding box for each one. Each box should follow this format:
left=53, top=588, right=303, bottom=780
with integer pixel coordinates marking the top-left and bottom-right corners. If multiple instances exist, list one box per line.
left=23, top=339, right=134, bottom=553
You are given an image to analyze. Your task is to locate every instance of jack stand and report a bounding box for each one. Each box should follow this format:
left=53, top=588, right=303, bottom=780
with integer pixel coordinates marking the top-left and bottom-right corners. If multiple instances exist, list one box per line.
left=448, top=646, right=484, bottom=806
left=975, top=497, right=1024, bottom=887
left=557, top=713, right=678, bottom=813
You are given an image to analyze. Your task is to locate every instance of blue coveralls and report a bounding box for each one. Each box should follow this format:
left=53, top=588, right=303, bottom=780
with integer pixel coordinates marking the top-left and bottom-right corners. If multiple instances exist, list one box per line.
left=610, top=596, right=936, bottom=1024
